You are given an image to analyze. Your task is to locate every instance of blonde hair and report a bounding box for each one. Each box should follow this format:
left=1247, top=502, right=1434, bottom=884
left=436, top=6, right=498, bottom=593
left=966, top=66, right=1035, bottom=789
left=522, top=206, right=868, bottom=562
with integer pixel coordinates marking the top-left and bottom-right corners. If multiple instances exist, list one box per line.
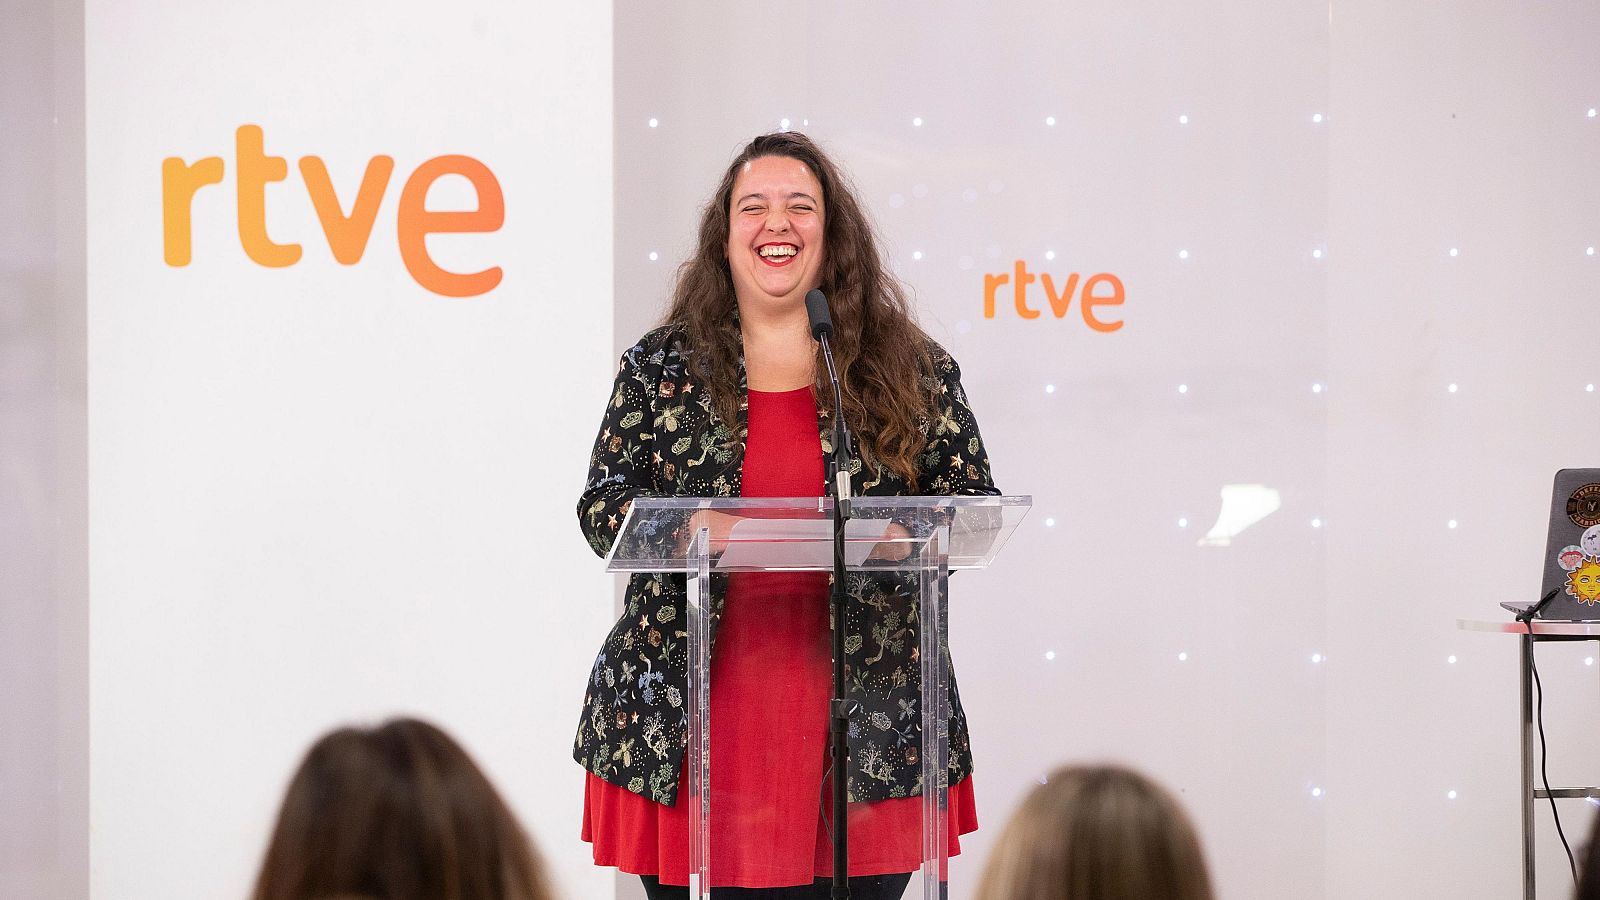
left=975, top=765, right=1214, bottom=900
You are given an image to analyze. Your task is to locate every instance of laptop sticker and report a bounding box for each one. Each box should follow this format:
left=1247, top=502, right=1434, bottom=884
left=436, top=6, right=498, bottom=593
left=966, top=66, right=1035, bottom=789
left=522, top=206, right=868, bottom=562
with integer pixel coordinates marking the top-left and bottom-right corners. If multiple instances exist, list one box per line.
left=1582, top=524, right=1600, bottom=559
left=1567, top=483, right=1600, bottom=528
left=1558, top=545, right=1586, bottom=571
left=1568, top=557, right=1600, bottom=605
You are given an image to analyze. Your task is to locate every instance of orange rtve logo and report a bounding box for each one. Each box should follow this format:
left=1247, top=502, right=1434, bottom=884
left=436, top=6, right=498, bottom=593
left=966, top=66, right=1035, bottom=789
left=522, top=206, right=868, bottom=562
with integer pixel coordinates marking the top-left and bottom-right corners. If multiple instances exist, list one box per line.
left=983, top=260, right=1124, bottom=331
left=162, top=124, right=504, bottom=298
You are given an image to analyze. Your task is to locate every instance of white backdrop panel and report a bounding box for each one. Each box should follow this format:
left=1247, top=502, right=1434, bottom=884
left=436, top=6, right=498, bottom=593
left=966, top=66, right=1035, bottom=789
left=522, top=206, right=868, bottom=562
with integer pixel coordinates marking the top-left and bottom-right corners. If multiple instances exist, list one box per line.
left=616, top=3, right=1327, bottom=897
left=85, top=3, right=613, bottom=899
left=617, top=2, right=1600, bottom=899
left=1328, top=2, right=1600, bottom=897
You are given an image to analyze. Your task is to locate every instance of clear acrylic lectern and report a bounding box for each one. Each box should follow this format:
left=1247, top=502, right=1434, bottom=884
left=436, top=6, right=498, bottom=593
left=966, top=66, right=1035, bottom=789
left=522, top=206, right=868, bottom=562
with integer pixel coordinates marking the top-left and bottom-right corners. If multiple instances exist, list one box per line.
left=606, top=495, right=1030, bottom=900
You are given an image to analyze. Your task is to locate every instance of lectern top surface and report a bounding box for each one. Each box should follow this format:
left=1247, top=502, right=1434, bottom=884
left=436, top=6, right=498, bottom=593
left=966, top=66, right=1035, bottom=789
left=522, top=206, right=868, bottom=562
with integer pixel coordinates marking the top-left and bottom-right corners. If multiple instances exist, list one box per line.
left=603, top=494, right=1031, bottom=574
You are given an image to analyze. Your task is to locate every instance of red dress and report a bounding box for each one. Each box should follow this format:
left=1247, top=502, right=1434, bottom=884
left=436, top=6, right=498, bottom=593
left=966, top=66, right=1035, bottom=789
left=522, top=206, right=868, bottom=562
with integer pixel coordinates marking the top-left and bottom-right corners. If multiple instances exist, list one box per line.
left=582, top=386, right=977, bottom=888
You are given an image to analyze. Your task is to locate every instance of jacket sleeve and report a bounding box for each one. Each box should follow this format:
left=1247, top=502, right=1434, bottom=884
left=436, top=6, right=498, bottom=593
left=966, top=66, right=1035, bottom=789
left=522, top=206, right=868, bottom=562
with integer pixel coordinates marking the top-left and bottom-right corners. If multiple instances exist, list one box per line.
left=577, top=338, right=664, bottom=558
left=921, top=348, right=1001, bottom=497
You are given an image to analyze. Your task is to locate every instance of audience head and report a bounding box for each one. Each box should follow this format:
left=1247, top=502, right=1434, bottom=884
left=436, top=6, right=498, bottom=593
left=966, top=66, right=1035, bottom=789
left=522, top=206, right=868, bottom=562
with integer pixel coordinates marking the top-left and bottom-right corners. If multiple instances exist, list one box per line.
left=251, top=717, right=552, bottom=900
left=1578, top=813, right=1600, bottom=899
left=976, top=764, right=1213, bottom=900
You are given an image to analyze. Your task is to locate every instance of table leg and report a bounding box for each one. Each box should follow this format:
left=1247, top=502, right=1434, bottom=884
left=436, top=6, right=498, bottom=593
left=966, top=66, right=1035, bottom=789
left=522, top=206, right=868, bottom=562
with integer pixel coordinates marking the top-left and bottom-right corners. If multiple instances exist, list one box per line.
left=1521, top=632, right=1535, bottom=900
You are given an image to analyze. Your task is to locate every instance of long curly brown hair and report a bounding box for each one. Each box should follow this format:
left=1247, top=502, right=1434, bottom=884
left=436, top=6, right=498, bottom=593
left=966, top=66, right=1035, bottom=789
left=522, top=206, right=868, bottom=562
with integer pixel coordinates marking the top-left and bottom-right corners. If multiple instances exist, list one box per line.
left=663, top=132, right=936, bottom=488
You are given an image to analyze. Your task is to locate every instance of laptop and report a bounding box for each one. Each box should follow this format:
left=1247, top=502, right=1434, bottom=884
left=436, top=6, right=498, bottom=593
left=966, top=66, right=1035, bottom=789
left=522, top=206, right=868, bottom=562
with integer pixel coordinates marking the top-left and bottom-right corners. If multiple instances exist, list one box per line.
left=1503, top=469, right=1600, bottom=621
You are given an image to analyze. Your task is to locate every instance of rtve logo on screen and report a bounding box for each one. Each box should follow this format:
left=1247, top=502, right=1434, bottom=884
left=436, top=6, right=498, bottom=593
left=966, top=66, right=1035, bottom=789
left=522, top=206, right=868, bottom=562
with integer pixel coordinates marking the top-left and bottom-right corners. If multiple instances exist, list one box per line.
left=983, top=261, right=1125, bottom=331
left=162, top=125, right=503, bottom=298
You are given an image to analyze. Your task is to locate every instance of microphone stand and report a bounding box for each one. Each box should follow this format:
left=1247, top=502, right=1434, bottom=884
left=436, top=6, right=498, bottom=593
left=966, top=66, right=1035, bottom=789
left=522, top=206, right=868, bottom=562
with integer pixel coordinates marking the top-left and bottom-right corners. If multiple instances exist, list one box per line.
left=818, top=329, right=855, bottom=900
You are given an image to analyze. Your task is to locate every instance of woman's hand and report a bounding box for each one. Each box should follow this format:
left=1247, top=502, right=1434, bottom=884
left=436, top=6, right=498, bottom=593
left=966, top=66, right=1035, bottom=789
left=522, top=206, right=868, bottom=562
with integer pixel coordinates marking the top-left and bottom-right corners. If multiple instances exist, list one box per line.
left=680, top=513, right=911, bottom=562
left=866, top=522, right=913, bottom=561
left=682, top=509, right=742, bottom=552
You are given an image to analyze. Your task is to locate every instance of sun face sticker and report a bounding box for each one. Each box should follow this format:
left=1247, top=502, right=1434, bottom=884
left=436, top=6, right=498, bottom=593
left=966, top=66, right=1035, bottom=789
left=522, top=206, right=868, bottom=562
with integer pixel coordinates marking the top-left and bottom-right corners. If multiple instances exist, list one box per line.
left=1566, top=558, right=1600, bottom=605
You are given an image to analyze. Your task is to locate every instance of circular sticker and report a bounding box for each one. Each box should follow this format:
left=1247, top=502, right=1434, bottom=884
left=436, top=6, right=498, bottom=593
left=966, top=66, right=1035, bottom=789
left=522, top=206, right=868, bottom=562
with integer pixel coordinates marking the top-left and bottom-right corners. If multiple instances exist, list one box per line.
left=1568, top=483, right=1600, bottom=528
left=1559, top=545, right=1586, bottom=571
left=1569, top=558, right=1600, bottom=605
left=1583, top=524, right=1600, bottom=559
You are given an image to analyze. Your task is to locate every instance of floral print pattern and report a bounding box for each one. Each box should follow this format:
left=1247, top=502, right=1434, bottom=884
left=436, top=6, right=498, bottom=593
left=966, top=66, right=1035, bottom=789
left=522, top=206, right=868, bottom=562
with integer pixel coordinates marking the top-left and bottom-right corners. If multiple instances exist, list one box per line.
left=573, top=326, right=999, bottom=806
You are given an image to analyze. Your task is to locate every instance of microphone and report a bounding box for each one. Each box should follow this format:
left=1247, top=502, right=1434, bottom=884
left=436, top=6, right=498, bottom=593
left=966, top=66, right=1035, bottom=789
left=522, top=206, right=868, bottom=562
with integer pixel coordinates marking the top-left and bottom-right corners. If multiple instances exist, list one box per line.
left=804, top=289, right=851, bottom=504
left=805, top=289, right=834, bottom=339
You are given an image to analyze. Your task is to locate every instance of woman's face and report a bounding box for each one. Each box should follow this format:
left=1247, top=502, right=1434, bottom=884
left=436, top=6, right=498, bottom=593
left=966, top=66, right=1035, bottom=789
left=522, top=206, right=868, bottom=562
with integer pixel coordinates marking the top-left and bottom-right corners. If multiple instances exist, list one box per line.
left=725, top=155, right=825, bottom=314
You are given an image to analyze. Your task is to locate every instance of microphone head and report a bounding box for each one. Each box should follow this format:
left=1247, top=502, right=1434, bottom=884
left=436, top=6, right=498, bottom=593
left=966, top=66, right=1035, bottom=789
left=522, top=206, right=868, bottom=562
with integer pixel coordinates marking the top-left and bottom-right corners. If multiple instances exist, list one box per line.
left=805, top=289, right=834, bottom=339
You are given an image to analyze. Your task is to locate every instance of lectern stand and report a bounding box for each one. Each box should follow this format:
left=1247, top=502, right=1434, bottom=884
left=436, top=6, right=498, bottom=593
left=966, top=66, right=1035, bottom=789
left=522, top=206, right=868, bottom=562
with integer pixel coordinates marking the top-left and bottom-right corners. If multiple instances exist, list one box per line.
left=607, top=495, right=1030, bottom=900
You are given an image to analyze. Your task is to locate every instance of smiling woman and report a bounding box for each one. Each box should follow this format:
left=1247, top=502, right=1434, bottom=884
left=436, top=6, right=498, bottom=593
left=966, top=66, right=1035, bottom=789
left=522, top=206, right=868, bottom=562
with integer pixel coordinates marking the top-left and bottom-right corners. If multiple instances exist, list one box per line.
left=572, top=132, right=1001, bottom=900
left=725, top=156, right=825, bottom=319
left=662, top=133, right=949, bottom=487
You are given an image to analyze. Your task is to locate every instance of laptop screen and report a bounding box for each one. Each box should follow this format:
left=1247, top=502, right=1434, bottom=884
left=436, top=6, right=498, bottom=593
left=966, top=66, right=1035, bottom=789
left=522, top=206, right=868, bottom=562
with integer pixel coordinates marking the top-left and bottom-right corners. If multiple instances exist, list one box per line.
left=1538, top=469, right=1600, bottom=620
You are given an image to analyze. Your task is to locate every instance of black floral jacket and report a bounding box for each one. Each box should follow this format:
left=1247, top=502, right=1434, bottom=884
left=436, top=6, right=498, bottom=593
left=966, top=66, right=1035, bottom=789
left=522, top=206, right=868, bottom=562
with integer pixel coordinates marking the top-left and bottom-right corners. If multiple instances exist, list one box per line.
left=573, top=325, right=999, bottom=806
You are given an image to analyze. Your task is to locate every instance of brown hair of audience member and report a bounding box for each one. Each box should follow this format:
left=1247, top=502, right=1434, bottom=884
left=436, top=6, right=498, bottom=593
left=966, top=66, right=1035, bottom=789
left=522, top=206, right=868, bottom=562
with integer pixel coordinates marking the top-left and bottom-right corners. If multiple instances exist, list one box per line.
left=251, top=718, right=552, bottom=900
left=975, top=765, right=1214, bottom=900
left=1578, top=814, right=1600, bottom=899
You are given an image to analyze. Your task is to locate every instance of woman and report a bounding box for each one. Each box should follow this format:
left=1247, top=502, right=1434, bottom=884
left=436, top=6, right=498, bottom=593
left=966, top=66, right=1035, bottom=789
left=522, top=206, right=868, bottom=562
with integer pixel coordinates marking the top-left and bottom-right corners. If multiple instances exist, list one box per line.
left=574, top=132, right=999, bottom=899
left=251, top=717, right=553, bottom=900
left=974, top=765, right=1214, bottom=900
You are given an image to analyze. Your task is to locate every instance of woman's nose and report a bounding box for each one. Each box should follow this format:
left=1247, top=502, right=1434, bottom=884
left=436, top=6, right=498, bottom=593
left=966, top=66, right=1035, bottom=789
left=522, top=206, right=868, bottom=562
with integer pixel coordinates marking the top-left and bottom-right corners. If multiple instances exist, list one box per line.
left=764, top=210, right=790, bottom=232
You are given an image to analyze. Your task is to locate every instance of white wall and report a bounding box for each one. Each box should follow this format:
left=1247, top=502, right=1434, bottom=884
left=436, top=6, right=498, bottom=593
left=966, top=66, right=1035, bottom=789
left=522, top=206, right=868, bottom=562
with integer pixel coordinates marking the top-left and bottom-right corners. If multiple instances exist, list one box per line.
left=84, top=3, right=614, bottom=898
left=1327, top=2, right=1600, bottom=897
left=0, top=1, right=87, bottom=899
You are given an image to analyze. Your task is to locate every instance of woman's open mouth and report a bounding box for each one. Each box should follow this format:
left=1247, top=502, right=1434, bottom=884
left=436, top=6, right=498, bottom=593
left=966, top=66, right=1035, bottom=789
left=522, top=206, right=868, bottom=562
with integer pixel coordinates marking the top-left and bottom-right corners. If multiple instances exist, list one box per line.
left=757, top=243, right=799, bottom=267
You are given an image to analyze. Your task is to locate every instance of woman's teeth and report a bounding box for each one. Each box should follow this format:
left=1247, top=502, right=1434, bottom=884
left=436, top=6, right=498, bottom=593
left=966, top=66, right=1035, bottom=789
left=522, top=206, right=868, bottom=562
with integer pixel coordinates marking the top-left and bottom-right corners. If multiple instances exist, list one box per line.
left=759, top=245, right=797, bottom=258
